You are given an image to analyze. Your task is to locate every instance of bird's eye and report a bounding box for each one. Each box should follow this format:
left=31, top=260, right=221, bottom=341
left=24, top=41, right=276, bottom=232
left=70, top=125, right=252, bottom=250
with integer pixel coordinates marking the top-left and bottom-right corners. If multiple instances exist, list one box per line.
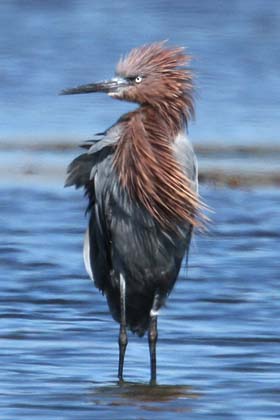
left=135, top=76, right=142, bottom=84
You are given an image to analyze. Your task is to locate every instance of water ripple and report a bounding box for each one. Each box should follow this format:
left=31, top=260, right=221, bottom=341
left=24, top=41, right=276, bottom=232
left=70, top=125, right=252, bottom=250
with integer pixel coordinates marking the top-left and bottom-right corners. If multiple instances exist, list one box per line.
left=0, top=185, right=279, bottom=419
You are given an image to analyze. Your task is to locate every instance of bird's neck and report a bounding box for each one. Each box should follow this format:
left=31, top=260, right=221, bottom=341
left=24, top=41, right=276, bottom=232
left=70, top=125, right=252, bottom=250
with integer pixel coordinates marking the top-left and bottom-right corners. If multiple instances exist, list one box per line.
left=147, top=104, right=186, bottom=139
left=119, top=103, right=186, bottom=141
left=113, top=104, right=199, bottom=230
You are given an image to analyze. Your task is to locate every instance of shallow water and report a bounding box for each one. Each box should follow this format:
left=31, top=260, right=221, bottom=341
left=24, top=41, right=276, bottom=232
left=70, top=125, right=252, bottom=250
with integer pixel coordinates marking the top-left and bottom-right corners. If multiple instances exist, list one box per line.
left=1, top=184, right=279, bottom=419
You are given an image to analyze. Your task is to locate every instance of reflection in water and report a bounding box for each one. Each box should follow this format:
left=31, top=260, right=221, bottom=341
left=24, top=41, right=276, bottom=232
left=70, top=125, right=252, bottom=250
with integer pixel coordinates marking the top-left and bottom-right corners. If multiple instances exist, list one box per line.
left=89, top=382, right=200, bottom=413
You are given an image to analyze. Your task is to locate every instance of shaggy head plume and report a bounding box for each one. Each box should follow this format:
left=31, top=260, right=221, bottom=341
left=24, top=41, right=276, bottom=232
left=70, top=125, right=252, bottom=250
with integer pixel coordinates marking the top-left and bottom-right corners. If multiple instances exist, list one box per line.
left=115, top=41, right=194, bottom=121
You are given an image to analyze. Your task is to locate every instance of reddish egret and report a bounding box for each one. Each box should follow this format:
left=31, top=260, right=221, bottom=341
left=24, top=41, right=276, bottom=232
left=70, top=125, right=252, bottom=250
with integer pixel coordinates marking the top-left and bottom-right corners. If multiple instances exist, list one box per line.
left=62, top=42, right=202, bottom=384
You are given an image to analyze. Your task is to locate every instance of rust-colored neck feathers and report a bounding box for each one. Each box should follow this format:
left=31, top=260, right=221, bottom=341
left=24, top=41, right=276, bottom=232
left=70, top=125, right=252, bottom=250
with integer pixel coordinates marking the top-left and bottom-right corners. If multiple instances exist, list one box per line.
left=114, top=43, right=201, bottom=230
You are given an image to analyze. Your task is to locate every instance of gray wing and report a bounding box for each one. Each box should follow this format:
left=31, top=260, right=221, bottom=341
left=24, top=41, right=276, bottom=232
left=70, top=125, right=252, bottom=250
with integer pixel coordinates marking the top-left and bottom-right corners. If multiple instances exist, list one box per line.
left=65, top=124, right=120, bottom=190
left=173, top=130, right=198, bottom=193
left=172, top=129, right=198, bottom=269
left=65, top=125, right=121, bottom=292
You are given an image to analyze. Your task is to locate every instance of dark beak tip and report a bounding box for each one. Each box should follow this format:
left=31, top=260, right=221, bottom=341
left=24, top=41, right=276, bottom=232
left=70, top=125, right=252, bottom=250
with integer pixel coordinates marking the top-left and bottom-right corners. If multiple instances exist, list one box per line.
left=59, top=88, right=78, bottom=96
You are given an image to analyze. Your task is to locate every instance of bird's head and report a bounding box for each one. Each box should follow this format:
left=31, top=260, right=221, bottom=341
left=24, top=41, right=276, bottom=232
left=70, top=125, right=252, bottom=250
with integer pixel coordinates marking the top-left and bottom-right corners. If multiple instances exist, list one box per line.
left=61, top=42, right=194, bottom=119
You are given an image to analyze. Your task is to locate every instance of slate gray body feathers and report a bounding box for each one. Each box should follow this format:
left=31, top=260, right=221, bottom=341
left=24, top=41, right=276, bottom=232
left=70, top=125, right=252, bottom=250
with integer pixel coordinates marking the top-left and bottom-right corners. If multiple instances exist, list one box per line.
left=66, top=122, right=197, bottom=336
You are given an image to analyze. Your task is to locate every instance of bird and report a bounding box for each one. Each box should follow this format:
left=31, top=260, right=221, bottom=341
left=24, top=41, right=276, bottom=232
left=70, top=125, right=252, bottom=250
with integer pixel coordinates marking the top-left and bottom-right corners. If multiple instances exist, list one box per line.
left=61, top=42, right=202, bottom=385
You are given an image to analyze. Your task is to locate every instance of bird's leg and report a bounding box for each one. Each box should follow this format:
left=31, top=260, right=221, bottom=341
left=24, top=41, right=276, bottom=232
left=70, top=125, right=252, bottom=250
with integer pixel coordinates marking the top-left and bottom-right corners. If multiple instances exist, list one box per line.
left=118, top=274, right=127, bottom=383
left=148, top=293, right=160, bottom=385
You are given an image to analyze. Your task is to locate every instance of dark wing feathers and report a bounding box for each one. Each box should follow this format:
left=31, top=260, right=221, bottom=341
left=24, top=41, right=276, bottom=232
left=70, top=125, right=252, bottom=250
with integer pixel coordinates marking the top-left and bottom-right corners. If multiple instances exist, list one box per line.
left=65, top=128, right=120, bottom=304
left=79, top=133, right=106, bottom=149
left=65, top=153, right=98, bottom=188
left=65, top=126, right=120, bottom=189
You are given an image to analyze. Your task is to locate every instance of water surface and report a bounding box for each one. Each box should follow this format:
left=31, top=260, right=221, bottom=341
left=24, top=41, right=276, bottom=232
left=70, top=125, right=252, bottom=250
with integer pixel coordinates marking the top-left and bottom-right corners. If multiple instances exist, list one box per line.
left=1, top=0, right=280, bottom=144
left=1, top=185, right=279, bottom=419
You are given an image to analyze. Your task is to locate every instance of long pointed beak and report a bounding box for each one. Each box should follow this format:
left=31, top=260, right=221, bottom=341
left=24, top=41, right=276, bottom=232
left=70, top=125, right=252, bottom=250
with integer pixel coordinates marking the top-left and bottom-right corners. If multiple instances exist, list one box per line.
left=60, top=77, right=128, bottom=95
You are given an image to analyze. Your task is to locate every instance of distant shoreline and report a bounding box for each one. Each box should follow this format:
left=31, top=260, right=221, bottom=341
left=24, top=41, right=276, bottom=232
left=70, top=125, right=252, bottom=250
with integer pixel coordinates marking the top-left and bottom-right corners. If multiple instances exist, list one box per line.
left=1, top=140, right=280, bottom=155
left=1, top=140, right=279, bottom=187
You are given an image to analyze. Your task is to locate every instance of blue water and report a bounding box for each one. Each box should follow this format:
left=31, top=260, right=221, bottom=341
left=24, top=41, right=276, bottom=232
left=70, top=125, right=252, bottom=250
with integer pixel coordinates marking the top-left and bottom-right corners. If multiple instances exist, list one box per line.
left=1, top=0, right=280, bottom=144
left=1, top=185, right=280, bottom=419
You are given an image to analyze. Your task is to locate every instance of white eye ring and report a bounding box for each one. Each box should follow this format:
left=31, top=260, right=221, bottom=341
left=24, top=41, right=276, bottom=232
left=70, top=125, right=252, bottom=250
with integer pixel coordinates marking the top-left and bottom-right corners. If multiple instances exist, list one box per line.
left=135, top=76, right=142, bottom=84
